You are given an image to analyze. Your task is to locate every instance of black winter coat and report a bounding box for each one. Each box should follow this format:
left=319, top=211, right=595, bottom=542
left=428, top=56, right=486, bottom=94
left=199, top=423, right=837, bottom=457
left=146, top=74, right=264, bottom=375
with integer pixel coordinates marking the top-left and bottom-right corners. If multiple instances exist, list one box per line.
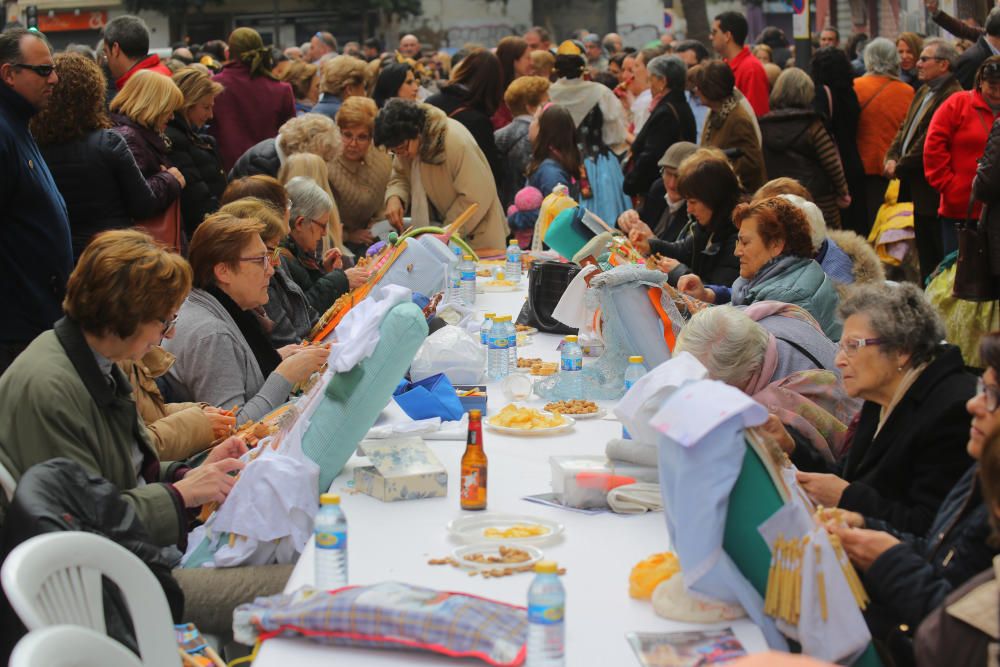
left=426, top=86, right=503, bottom=195
left=759, top=108, right=835, bottom=198
left=956, top=36, right=993, bottom=90
left=165, top=117, right=226, bottom=237
left=278, top=235, right=350, bottom=314
left=972, top=115, right=1000, bottom=299
left=838, top=345, right=976, bottom=535
left=623, top=88, right=696, bottom=197
left=110, top=114, right=181, bottom=214
left=41, top=128, right=160, bottom=260
left=228, top=138, right=280, bottom=180
left=649, top=207, right=740, bottom=288
left=863, top=464, right=995, bottom=639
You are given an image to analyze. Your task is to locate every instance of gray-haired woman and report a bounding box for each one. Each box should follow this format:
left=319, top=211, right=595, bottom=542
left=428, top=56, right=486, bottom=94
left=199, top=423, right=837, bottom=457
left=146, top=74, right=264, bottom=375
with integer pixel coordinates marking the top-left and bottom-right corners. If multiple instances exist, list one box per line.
left=622, top=55, right=697, bottom=198
left=796, top=282, right=976, bottom=535
left=279, top=176, right=369, bottom=313
left=852, top=37, right=914, bottom=234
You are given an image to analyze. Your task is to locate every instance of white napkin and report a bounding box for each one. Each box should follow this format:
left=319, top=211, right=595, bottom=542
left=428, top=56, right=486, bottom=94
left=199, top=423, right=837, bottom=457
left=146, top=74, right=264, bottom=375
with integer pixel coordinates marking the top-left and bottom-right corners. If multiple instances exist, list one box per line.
left=323, top=284, right=412, bottom=371
left=552, top=264, right=600, bottom=334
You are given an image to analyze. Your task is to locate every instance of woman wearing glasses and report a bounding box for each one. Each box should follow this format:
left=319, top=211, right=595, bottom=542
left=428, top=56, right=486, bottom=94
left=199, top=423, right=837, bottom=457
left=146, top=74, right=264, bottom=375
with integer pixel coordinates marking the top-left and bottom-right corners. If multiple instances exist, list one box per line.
left=797, top=282, right=976, bottom=536
left=814, top=332, right=1000, bottom=654
left=163, top=213, right=330, bottom=424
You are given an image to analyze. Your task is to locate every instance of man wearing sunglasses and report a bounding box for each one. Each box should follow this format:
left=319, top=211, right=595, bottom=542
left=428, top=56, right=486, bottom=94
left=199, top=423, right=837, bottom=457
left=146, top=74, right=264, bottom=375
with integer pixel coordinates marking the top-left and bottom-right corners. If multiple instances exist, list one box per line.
left=0, top=27, right=72, bottom=376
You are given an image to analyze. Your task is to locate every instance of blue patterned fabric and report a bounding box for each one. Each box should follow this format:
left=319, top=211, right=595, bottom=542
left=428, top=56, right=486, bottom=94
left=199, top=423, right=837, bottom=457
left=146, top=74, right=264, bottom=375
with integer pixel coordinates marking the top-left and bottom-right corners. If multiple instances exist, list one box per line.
left=581, top=153, right=630, bottom=226
left=816, top=237, right=856, bottom=285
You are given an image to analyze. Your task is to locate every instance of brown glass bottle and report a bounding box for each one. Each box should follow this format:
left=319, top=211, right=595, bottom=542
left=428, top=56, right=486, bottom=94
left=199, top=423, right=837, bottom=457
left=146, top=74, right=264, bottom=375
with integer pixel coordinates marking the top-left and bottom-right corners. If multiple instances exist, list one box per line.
left=460, top=409, right=488, bottom=510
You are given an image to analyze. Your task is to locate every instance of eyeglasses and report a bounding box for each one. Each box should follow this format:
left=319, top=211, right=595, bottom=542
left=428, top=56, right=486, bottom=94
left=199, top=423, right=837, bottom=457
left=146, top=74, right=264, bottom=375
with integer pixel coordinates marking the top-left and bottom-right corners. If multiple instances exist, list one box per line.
left=837, top=337, right=883, bottom=357
left=239, top=253, right=272, bottom=270
left=308, top=218, right=328, bottom=233
left=341, top=131, right=372, bottom=145
left=160, top=313, right=179, bottom=337
left=12, top=63, right=54, bottom=77
left=917, top=56, right=947, bottom=63
left=977, top=377, right=1000, bottom=412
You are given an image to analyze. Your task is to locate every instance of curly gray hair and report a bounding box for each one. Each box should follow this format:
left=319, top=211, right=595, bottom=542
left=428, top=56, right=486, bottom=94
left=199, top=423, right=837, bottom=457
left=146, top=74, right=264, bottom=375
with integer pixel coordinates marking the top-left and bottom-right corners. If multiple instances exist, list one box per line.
left=838, top=282, right=945, bottom=366
left=286, top=176, right=333, bottom=222
left=675, top=306, right=770, bottom=391
left=863, top=37, right=900, bottom=77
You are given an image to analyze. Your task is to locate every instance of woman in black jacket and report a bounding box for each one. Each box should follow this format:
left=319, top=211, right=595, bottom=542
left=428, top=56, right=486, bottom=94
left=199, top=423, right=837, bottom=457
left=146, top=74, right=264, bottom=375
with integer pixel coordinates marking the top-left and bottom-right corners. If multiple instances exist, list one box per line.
left=630, top=148, right=740, bottom=288
left=166, top=67, right=226, bottom=238
left=30, top=53, right=163, bottom=260
left=798, top=283, right=976, bottom=536
left=622, top=55, right=696, bottom=200
left=425, top=48, right=504, bottom=193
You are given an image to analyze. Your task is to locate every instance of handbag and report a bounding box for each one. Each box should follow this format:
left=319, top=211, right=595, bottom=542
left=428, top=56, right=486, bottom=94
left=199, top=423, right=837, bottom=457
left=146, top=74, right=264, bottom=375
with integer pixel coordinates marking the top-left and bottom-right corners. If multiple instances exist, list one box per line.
left=135, top=199, right=182, bottom=252
left=954, top=190, right=996, bottom=301
left=516, top=260, right=580, bottom=334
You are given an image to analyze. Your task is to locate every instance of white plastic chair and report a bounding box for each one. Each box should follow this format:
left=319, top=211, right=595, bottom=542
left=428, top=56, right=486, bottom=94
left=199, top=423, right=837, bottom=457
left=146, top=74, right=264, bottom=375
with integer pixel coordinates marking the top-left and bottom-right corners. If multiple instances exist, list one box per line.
left=1, top=532, right=179, bottom=667
left=0, top=457, right=16, bottom=501
left=11, top=625, right=144, bottom=667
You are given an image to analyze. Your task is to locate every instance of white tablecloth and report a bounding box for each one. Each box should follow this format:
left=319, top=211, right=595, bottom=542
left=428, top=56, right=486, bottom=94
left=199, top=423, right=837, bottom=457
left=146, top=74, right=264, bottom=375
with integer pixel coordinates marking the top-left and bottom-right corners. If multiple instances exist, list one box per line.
left=252, top=286, right=768, bottom=665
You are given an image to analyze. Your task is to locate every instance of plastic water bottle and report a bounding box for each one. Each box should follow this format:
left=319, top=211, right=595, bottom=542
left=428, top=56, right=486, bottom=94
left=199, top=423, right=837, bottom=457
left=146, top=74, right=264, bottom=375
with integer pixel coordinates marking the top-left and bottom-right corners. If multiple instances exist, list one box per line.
left=449, top=245, right=462, bottom=302
left=487, top=316, right=510, bottom=380
left=622, top=355, right=647, bottom=439
left=526, top=561, right=565, bottom=667
left=503, top=315, right=518, bottom=372
left=505, top=240, right=522, bottom=284
left=460, top=254, right=477, bottom=306
left=480, top=313, right=495, bottom=346
left=560, top=335, right=583, bottom=400
left=314, top=493, right=348, bottom=590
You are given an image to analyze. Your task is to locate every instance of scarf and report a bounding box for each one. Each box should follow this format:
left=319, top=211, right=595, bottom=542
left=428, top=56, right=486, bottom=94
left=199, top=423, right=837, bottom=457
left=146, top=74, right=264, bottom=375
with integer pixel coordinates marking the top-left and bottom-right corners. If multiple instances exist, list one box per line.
left=205, top=284, right=281, bottom=379
left=701, top=94, right=741, bottom=145
left=876, top=361, right=930, bottom=437
left=228, top=27, right=276, bottom=79
left=730, top=255, right=808, bottom=306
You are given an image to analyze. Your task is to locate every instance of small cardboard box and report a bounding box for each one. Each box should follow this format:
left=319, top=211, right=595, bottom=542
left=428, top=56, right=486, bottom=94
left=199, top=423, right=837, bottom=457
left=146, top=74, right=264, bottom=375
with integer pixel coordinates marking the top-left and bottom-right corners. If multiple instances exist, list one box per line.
left=354, top=436, right=448, bottom=502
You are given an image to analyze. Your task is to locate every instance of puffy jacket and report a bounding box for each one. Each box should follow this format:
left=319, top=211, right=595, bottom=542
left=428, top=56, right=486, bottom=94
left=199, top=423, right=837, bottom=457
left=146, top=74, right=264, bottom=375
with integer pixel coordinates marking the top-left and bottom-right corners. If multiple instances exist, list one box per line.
left=40, top=128, right=159, bottom=260
left=623, top=88, right=696, bottom=197
left=924, top=89, right=999, bottom=219
left=736, top=258, right=842, bottom=340
left=759, top=108, right=840, bottom=199
left=111, top=113, right=181, bottom=214
left=278, top=235, right=350, bottom=314
left=263, top=261, right=318, bottom=347
left=228, top=138, right=280, bottom=181
left=165, top=116, right=226, bottom=237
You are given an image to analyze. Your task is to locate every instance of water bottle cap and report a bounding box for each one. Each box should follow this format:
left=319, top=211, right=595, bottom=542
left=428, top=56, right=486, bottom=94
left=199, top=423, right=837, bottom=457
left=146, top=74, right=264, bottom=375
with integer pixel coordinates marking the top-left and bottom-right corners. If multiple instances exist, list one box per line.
left=535, top=560, right=558, bottom=574
left=494, top=315, right=511, bottom=322
left=629, top=355, right=644, bottom=363
left=485, top=313, right=495, bottom=319
left=509, top=239, right=517, bottom=245
left=320, top=493, right=340, bottom=505
left=463, top=254, right=474, bottom=260
left=468, top=409, right=482, bottom=419
left=564, top=335, right=578, bottom=343
left=496, top=270, right=506, bottom=280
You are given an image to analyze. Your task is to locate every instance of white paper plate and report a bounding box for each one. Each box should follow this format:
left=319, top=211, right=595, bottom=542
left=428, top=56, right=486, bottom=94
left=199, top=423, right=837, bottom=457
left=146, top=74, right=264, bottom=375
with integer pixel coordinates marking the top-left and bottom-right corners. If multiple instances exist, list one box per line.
left=484, top=414, right=574, bottom=435
left=450, top=543, right=543, bottom=570
left=448, top=514, right=564, bottom=545
left=544, top=407, right=606, bottom=420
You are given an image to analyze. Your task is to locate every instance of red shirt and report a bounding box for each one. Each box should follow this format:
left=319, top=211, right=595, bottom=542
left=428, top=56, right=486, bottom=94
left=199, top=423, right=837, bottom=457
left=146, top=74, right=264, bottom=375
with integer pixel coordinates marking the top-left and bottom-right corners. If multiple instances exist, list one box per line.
left=727, top=47, right=770, bottom=117
left=115, top=54, right=172, bottom=90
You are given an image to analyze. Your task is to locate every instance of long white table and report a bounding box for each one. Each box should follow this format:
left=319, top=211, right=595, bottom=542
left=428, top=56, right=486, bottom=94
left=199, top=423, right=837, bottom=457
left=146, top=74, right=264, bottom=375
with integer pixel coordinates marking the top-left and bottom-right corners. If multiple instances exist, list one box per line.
left=253, top=284, right=768, bottom=665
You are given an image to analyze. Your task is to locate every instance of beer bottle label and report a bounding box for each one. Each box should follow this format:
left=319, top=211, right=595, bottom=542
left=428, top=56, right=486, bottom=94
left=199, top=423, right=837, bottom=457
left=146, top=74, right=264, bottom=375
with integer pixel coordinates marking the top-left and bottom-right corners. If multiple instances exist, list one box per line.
left=461, top=467, right=485, bottom=501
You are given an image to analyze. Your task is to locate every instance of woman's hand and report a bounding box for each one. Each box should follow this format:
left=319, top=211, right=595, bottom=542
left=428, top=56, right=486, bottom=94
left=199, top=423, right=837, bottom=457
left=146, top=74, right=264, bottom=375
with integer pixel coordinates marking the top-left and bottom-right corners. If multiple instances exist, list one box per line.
left=276, top=343, right=305, bottom=360
left=628, top=228, right=652, bottom=255
left=385, top=196, right=405, bottom=232
left=165, top=166, right=186, bottom=188
left=202, top=406, right=236, bottom=438
left=677, top=274, right=716, bottom=303
left=322, top=248, right=343, bottom=272
left=817, top=507, right=865, bottom=528
left=345, top=266, right=370, bottom=290
left=796, top=471, right=850, bottom=507
left=826, top=524, right=901, bottom=571
left=205, top=435, right=249, bottom=464
left=617, top=209, right=642, bottom=234
left=836, top=194, right=852, bottom=209
left=655, top=256, right=680, bottom=273
left=174, top=457, right=245, bottom=507
left=347, top=228, right=376, bottom=246
left=275, top=345, right=331, bottom=386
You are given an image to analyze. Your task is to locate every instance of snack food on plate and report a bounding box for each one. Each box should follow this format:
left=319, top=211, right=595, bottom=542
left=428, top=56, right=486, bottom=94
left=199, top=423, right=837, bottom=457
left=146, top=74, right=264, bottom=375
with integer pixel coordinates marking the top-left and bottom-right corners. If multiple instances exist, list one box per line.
left=544, top=400, right=599, bottom=415
left=464, top=546, right=533, bottom=564
left=629, top=552, right=680, bottom=599
left=516, top=358, right=559, bottom=376
left=490, top=404, right=565, bottom=429
left=483, top=523, right=550, bottom=538
left=486, top=278, right=515, bottom=287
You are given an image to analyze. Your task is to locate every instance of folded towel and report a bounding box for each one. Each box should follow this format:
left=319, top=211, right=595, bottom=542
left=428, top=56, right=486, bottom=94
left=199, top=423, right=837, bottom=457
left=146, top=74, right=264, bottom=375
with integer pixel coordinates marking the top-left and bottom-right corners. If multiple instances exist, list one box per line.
left=606, top=437, right=658, bottom=467
left=607, top=482, right=662, bottom=514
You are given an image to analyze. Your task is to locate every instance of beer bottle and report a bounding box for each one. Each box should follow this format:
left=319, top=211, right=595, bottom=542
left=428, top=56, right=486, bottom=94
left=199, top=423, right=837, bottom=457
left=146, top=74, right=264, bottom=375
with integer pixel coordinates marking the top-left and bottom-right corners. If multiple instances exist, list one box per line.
left=460, top=409, right=488, bottom=510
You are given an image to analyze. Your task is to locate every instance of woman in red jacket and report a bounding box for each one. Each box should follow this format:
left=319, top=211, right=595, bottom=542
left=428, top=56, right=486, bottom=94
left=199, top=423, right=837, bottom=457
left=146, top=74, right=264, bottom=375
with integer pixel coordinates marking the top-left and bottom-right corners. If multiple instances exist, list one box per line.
left=924, top=56, right=1000, bottom=255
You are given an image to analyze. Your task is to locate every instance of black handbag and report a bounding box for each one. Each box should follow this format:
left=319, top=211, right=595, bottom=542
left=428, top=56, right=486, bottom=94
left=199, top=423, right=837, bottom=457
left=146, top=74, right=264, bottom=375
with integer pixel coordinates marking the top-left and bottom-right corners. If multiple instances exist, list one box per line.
left=516, top=261, right=580, bottom=335
left=953, top=196, right=996, bottom=301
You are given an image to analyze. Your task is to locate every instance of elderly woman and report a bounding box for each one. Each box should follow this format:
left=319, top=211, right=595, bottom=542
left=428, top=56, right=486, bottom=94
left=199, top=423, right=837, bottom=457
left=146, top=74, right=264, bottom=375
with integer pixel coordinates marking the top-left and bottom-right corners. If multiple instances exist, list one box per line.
left=109, top=70, right=186, bottom=217
left=679, top=196, right=841, bottom=338
left=623, top=55, right=697, bottom=200
left=819, top=331, right=1000, bottom=648
left=166, top=67, right=226, bottom=237
left=280, top=60, right=319, bottom=115
left=313, top=55, right=367, bottom=119
left=164, top=214, right=330, bottom=423
left=377, top=99, right=508, bottom=251
left=796, top=283, right=975, bottom=535
left=228, top=112, right=340, bottom=180
left=373, top=62, right=421, bottom=108
left=925, top=56, right=1000, bottom=255
left=759, top=68, right=849, bottom=228
left=495, top=75, right=550, bottom=210
left=631, top=148, right=741, bottom=288
left=694, top=61, right=767, bottom=193
left=280, top=177, right=367, bottom=313
left=675, top=303, right=856, bottom=466
left=853, top=37, right=914, bottom=234
left=30, top=54, right=161, bottom=260
left=618, top=141, right=699, bottom=248
left=328, top=96, right=393, bottom=255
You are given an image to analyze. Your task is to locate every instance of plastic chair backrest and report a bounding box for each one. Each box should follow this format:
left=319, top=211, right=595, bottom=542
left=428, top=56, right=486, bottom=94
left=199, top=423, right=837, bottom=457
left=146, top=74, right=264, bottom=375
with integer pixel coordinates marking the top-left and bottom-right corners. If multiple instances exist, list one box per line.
left=0, top=457, right=16, bottom=501
left=11, top=625, right=144, bottom=667
left=1, top=532, right=178, bottom=667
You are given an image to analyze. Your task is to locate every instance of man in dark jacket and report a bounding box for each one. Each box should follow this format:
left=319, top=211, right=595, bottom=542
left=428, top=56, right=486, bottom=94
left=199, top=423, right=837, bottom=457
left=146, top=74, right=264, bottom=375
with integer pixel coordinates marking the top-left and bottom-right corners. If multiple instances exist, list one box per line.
left=884, top=38, right=963, bottom=280
left=954, top=8, right=1000, bottom=90
left=0, top=28, right=72, bottom=375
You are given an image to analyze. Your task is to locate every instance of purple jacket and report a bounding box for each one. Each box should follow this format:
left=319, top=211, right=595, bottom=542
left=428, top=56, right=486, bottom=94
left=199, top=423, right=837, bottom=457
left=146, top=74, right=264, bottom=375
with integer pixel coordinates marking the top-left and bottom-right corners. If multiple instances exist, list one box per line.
left=111, top=113, right=181, bottom=214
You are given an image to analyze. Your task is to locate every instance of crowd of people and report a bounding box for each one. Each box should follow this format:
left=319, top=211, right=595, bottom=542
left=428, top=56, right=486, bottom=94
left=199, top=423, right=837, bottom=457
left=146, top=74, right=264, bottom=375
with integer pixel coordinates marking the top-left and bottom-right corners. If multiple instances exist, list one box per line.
left=2, top=7, right=1000, bottom=664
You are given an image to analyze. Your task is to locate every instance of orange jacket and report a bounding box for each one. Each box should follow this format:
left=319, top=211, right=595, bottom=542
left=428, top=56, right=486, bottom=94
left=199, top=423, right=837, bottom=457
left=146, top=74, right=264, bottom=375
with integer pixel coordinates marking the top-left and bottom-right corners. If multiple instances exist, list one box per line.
left=854, top=75, right=914, bottom=175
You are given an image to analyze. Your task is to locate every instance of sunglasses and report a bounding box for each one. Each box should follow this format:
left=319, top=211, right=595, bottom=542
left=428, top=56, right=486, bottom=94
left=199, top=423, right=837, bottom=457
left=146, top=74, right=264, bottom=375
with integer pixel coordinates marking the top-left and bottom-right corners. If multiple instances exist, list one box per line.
left=13, top=62, right=54, bottom=77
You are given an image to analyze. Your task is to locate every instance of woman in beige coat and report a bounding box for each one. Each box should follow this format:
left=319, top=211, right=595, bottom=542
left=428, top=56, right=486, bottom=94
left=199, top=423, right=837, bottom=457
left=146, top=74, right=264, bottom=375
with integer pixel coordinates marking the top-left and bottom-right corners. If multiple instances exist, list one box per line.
left=376, top=99, right=509, bottom=253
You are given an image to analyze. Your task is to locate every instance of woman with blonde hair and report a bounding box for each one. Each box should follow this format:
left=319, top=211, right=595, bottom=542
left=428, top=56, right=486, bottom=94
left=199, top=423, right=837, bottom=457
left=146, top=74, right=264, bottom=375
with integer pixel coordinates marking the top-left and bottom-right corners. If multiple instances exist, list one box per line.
left=167, top=67, right=226, bottom=237
left=281, top=60, right=319, bottom=115
left=313, top=55, right=368, bottom=119
left=278, top=152, right=347, bottom=258
left=110, top=69, right=186, bottom=216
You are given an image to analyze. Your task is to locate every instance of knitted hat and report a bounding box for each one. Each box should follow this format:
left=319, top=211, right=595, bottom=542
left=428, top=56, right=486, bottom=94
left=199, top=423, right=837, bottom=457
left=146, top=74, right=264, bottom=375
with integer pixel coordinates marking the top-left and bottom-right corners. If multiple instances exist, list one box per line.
left=658, top=141, right=698, bottom=169
left=514, top=186, right=544, bottom=212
